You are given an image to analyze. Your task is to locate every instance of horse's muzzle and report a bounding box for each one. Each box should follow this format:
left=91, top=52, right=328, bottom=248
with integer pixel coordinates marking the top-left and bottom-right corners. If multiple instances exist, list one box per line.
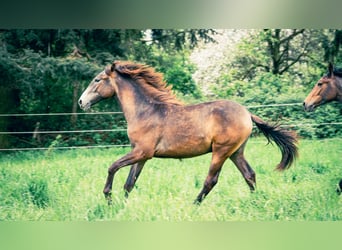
left=78, top=98, right=89, bottom=110
left=303, top=102, right=313, bottom=112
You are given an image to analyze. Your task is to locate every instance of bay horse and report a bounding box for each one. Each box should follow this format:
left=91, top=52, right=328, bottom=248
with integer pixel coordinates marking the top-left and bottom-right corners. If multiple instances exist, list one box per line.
left=79, top=61, right=298, bottom=204
left=303, top=63, right=342, bottom=112
left=303, top=63, right=342, bottom=194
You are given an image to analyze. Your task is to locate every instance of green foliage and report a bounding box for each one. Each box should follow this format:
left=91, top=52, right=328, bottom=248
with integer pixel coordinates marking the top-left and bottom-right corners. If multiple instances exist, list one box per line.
left=150, top=29, right=217, bottom=51
left=145, top=48, right=201, bottom=98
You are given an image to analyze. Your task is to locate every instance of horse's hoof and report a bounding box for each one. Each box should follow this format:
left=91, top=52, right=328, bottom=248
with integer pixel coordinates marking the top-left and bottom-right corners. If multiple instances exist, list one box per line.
left=106, top=197, right=113, bottom=206
left=104, top=192, right=112, bottom=205
left=124, top=191, right=130, bottom=199
left=193, top=198, right=202, bottom=205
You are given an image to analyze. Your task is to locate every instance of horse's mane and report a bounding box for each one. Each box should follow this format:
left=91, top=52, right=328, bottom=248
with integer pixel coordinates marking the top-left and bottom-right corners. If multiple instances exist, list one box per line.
left=325, top=67, right=342, bottom=78
left=113, top=61, right=183, bottom=106
left=333, top=67, right=342, bottom=77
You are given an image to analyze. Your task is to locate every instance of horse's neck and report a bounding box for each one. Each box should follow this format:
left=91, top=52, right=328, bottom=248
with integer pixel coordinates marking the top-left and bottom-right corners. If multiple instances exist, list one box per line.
left=115, top=77, right=157, bottom=123
left=336, top=77, right=342, bottom=102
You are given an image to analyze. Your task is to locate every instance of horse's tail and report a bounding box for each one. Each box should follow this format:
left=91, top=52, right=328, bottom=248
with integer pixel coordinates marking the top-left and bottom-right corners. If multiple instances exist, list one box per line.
left=251, top=114, right=298, bottom=171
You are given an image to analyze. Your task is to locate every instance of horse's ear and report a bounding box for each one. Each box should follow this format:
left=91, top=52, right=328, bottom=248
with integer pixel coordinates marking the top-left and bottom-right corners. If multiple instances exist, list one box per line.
left=111, top=61, right=117, bottom=71
left=111, top=61, right=124, bottom=73
left=328, top=62, right=334, bottom=77
left=105, top=64, right=115, bottom=76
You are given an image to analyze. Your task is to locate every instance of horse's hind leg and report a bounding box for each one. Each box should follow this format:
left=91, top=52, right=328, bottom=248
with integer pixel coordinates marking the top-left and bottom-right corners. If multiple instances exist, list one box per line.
left=194, top=145, right=232, bottom=204
left=229, top=143, right=256, bottom=191
left=195, top=167, right=222, bottom=204
left=124, top=160, right=146, bottom=197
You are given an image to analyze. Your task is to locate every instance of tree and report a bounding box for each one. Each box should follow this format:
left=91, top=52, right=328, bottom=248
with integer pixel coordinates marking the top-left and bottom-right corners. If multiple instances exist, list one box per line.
left=0, top=43, right=21, bottom=148
left=148, top=29, right=217, bottom=50
left=263, top=29, right=307, bottom=75
left=233, top=29, right=309, bottom=78
left=321, top=29, right=342, bottom=64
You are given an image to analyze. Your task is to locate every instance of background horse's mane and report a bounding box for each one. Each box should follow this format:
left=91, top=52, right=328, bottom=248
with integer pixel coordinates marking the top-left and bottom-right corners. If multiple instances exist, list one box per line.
left=113, top=61, right=183, bottom=105
left=326, top=67, right=342, bottom=78
left=333, top=67, right=342, bottom=77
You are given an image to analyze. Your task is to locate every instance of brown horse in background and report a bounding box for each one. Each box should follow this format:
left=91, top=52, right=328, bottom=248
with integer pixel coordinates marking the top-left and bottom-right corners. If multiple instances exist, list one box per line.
left=79, top=61, right=298, bottom=204
left=303, top=63, right=342, bottom=112
left=303, top=63, right=342, bottom=193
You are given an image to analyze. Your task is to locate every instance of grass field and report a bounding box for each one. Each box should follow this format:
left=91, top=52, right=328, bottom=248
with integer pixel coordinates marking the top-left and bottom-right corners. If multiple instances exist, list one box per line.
left=0, top=138, right=341, bottom=221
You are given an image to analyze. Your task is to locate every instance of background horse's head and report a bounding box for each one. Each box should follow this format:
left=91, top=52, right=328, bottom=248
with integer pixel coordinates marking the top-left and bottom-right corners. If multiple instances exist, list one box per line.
left=303, top=63, right=340, bottom=112
left=79, top=65, right=116, bottom=110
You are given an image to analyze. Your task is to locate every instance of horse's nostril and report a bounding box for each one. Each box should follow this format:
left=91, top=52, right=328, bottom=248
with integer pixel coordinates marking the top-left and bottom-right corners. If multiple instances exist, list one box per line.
left=79, top=99, right=82, bottom=105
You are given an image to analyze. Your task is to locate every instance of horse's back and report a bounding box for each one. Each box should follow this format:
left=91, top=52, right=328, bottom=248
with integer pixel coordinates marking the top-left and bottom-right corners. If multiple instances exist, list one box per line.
left=198, top=100, right=253, bottom=142
left=176, top=100, right=253, bottom=138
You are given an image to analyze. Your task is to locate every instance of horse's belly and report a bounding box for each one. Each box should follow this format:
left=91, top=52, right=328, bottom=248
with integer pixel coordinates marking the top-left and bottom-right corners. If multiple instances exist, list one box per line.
left=154, top=135, right=212, bottom=158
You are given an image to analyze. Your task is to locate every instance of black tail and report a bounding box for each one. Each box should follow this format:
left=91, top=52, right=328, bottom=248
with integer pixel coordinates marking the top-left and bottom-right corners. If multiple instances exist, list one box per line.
left=337, top=179, right=342, bottom=195
left=251, top=114, right=298, bottom=170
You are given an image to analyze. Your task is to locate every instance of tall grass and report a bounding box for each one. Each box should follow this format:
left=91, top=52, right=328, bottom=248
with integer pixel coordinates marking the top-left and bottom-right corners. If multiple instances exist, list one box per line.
left=0, top=138, right=341, bottom=221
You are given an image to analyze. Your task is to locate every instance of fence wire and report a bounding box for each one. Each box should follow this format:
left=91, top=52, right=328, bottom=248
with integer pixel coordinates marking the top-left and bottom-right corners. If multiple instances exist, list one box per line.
left=0, top=111, right=123, bottom=117
left=1, top=102, right=341, bottom=152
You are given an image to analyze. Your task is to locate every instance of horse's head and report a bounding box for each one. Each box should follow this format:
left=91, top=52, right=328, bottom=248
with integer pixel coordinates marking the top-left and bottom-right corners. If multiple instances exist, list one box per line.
left=303, top=63, right=338, bottom=112
left=79, top=64, right=116, bottom=110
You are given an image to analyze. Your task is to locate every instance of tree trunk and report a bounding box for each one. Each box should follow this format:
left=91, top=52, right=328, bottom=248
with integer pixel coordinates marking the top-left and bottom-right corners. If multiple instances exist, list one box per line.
left=271, top=29, right=281, bottom=75
left=71, top=81, right=80, bottom=126
left=328, top=30, right=342, bottom=63
left=264, top=29, right=305, bottom=75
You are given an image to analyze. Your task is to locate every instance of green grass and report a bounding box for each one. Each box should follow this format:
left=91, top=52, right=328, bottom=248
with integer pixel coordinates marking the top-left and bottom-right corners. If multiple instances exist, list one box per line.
left=0, top=138, right=341, bottom=221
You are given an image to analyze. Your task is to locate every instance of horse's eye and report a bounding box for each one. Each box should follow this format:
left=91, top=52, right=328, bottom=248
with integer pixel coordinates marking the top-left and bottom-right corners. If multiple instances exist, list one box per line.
left=95, top=79, right=101, bottom=83
left=317, top=82, right=322, bottom=86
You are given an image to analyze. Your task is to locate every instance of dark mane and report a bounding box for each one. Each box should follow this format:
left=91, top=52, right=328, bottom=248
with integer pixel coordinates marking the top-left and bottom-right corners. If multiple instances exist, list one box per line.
left=333, top=67, right=342, bottom=77
left=325, top=67, right=342, bottom=78
left=113, top=61, right=183, bottom=105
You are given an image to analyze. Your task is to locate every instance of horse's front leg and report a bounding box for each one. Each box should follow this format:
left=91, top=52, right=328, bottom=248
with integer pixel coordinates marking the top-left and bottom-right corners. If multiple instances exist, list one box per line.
left=103, top=148, right=151, bottom=204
